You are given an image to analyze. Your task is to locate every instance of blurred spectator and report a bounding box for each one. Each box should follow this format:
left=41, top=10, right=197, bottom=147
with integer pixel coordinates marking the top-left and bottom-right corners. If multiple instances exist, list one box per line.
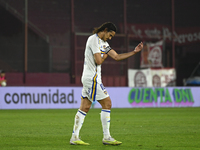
left=0, top=70, right=7, bottom=86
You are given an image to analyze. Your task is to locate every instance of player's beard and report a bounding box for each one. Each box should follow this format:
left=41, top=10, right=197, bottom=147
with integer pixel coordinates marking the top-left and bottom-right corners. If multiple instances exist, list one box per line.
left=102, top=35, right=107, bottom=42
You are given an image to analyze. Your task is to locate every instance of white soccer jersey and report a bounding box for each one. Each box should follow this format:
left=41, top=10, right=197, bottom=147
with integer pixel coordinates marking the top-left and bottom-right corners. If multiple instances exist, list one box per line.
left=81, top=34, right=111, bottom=83
left=81, top=34, right=111, bottom=102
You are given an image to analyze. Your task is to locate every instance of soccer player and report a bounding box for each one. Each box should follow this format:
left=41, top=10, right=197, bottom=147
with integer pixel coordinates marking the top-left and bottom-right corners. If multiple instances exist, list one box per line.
left=70, top=22, right=143, bottom=145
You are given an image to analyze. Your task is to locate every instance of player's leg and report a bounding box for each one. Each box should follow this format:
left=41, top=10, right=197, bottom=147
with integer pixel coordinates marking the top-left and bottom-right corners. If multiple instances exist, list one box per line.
left=70, top=97, right=92, bottom=145
left=98, top=96, right=111, bottom=138
left=98, top=97, right=122, bottom=145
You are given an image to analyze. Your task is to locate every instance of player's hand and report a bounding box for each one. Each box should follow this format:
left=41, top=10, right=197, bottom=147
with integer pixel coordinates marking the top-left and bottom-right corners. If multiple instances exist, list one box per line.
left=134, top=42, right=143, bottom=53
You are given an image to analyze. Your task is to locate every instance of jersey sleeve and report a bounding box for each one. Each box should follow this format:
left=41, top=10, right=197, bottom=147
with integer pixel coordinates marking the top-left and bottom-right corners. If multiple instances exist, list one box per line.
left=89, top=35, right=101, bottom=54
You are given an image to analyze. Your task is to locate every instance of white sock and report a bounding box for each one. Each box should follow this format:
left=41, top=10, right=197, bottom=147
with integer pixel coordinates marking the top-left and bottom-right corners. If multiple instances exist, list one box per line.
left=101, top=109, right=111, bottom=139
left=72, top=109, right=86, bottom=139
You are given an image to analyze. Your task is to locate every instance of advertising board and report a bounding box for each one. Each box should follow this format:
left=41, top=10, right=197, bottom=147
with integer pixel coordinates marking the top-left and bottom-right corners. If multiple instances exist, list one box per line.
left=0, top=87, right=199, bottom=109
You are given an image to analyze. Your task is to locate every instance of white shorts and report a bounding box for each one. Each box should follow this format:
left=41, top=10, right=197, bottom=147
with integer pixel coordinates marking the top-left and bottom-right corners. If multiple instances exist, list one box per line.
left=81, top=78, right=109, bottom=102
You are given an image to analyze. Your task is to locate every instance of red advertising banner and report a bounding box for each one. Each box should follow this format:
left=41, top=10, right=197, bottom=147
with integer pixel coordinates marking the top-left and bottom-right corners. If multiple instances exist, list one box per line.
left=119, top=23, right=200, bottom=45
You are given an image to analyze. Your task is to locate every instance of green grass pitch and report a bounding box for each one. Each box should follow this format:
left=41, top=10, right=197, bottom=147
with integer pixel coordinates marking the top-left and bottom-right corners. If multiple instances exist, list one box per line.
left=0, top=107, right=200, bottom=150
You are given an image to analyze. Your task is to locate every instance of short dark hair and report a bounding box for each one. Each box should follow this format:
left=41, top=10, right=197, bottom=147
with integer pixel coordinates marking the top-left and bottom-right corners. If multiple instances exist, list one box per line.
left=93, top=22, right=117, bottom=34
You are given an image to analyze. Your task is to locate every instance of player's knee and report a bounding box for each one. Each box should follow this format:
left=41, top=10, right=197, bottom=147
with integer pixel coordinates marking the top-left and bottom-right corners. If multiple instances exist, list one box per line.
left=80, top=104, right=91, bottom=113
left=84, top=106, right=91, bottom=113
left=104, top=102, right=112, bottom=110
left=108, top=103, right=112, bottom=109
